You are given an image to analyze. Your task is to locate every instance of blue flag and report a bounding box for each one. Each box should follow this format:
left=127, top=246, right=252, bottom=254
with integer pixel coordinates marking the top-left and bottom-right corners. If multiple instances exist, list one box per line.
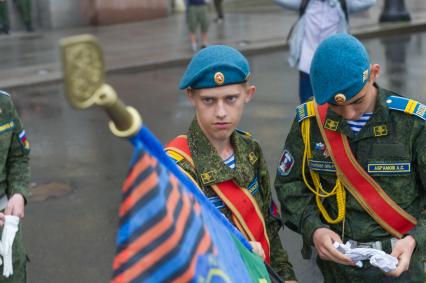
left=111, top=127, right=270, bottom=283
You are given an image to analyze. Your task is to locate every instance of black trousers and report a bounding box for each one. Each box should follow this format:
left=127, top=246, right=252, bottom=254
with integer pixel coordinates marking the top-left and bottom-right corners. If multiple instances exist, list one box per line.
left=214, top=0, right=224, bottom=19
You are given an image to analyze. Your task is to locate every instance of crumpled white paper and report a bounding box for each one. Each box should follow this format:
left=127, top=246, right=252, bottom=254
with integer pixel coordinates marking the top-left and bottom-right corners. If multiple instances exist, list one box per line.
left=0, top=215, right=19, bottom=278
left=334, top=241, right=398, bottom=272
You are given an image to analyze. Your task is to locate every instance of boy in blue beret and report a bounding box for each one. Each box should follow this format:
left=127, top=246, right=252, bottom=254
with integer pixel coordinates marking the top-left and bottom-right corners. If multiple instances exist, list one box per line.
left=275, top=33, right=426, bottom=282
left=166, top=45, right=297, bottom=282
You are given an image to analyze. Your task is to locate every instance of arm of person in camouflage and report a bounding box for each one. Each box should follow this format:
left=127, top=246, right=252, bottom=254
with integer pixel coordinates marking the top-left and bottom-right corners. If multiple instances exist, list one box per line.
left=255, top=141, right=297, bottom=282
left=5, top=98, right=30, bottom=204
left=274, top=118, right=329, bottom=248
left=387, top=118, right=426, bottom=277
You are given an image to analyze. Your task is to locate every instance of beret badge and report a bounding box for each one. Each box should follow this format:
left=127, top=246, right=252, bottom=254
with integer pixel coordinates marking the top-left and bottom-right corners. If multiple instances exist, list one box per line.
left=214, top=72, right=225, bottom=86
left=334, top=93, right=346, bottom=105
left=363, top=69, right=369, bottom=83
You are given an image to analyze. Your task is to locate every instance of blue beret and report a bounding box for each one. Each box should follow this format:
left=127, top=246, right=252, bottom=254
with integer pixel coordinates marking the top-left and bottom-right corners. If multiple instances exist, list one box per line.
left=179, top=45, right=251, bottom=89
left=310, top=34, right=371, bottom=105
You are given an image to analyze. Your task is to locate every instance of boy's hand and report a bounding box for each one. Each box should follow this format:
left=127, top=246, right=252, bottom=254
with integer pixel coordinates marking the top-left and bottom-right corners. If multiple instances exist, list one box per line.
left=249, top=241, right=265, bottom=260
left=386, top=236, right=416, bottom=277
left=313, top=228, right=355, bottom=266
left=5, top=194, right=25, bottom=218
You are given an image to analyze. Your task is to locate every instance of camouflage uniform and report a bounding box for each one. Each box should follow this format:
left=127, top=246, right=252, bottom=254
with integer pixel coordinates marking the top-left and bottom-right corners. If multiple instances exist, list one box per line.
left=0, top=0, right=32, bottom=33
left=14, top=0, right=32, bottom=31
left=275, top=87, right=426, bottom=282
left=173, top=118, right=297, bottom=281
left=0, top=1, right=9, bottom=34
left=0, top=91, right=30, bottom=282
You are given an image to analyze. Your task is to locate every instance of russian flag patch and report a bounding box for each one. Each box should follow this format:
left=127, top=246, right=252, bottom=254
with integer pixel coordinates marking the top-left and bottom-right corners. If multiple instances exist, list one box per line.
left=269, top=200, right=281, bottom=221
left=18, top=130, right=30, bottom=150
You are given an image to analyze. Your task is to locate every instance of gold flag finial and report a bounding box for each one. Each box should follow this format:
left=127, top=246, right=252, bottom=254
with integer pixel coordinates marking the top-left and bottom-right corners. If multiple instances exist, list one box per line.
left=60, top=34, right=142, bottom=138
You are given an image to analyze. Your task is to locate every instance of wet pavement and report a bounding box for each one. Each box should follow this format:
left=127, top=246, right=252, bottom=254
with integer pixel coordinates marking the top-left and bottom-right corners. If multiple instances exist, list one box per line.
left=7, top=31, right=425, bottom=283
left=1, top=0, right=426, bottom=90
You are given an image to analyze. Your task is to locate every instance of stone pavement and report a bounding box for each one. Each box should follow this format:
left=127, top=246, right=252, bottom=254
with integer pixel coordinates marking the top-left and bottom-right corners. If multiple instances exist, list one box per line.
left=0, top=0, right=426, bottom=90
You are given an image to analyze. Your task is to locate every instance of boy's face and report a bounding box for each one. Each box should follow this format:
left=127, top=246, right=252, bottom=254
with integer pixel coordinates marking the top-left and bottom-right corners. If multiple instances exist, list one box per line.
left=187, top=83, right=255, bottom=143
left=329, top=64, right=380, bottom=120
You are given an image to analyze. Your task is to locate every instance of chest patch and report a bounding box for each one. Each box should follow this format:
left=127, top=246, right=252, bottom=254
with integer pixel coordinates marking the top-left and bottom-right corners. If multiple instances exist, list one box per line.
left=367, top=162, right=411, bottom=175
left=278, top=150, right=294, bottom=176
left=308, top=159, right=336, bottom=173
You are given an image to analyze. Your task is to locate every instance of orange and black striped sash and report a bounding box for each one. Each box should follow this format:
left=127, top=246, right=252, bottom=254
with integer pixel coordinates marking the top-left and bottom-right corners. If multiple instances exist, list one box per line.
left=315, top=102, right=417, bottom=238
left=166, top=135, right=271, bottom=263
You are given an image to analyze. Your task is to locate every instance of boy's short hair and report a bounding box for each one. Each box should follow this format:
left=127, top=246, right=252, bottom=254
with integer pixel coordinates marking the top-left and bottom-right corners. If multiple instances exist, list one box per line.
left=179, top=45, right=251, bottom=90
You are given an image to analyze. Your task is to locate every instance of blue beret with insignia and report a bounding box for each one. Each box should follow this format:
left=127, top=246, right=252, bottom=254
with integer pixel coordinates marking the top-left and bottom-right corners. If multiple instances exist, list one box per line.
left=310, top=34, right=371, bottom=105
left=179, top=45, right=251, bottom=90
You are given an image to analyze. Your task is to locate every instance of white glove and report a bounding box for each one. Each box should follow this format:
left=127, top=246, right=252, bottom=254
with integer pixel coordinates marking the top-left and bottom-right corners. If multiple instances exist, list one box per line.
left=1, top=216, right=19, bottom=278
left=334, top=241, right=398, bottom=272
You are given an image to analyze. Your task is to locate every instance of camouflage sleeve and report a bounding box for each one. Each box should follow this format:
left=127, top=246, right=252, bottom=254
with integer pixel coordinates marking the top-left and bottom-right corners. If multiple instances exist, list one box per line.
left=256, top=142, right=297, bottom=281
left=411, top=120, right=426, bottom=247
left=274, top=117, right=328, bottom=247
left=6, top=98, right=30, bottom=201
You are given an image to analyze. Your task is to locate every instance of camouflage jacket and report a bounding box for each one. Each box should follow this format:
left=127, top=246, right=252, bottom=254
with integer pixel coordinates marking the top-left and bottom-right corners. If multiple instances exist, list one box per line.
left=0, top=91, right=30, bottom=201
left=275, top=87, right=426, bottom=258
left=171, top=118, right=296, bottom=281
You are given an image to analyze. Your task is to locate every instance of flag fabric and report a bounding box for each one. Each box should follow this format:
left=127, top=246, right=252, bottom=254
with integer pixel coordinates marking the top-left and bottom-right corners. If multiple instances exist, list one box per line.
left=111, top=127, right=271, bottom=283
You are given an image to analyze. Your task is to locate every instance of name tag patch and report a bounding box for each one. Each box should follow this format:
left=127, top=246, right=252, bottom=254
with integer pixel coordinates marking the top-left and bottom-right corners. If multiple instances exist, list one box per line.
left=308, top=159, right=336, bottom=173
left=367, top=162, right=411, bottom=175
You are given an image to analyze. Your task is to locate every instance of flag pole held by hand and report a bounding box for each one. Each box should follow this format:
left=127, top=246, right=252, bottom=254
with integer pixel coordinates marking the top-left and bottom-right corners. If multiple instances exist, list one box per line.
left=60, top=34, right=142, bottom=138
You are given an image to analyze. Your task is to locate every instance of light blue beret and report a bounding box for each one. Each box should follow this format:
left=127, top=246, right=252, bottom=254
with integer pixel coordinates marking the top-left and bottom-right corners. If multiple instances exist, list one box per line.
left=179, top=45, right=251, bottom=90
left=310, top=34, right=371, bottom=105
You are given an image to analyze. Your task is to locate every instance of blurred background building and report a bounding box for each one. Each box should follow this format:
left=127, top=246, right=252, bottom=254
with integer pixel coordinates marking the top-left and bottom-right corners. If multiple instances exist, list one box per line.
left=9, top=0, right=174, bottom=30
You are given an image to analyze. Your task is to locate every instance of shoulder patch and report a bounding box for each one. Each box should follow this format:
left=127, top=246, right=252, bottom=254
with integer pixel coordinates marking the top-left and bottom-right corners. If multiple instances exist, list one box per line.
left=235, top=128, right=252, bottom=138
left=386, top=95, right=426, bottom=121
left=296, top=101, right=315, bottom=123
left=18, top=129, right=30, bottom=150
left=269, top=200, right=281, bottom=221
left=277, top=149, right=294, bottom=176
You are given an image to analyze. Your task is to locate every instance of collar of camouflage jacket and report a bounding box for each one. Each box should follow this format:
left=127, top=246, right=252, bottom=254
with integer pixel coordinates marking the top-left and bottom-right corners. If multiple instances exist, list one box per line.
left=324, top=85, right=392, bottom=141
left=187, top=118, right=254, bottom=187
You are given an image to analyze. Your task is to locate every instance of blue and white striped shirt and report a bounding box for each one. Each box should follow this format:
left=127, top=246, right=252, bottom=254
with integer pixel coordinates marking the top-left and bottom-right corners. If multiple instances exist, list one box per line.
left=224, top=154, right=235, bottom=169
left=347, top=112, right=373, bottom=133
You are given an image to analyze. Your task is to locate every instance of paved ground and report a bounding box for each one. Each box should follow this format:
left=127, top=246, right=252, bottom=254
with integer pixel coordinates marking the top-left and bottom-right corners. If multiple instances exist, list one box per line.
left=15, top=30, right=426, bottom=282
left=2, top=1, right=426, bottom=282
left=0, top=0, right=426, bottom=90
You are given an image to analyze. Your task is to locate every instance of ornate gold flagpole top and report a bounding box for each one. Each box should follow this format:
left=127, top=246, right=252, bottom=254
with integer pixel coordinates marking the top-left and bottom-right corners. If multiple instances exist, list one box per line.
left=60, top=34, right=142, bottom=138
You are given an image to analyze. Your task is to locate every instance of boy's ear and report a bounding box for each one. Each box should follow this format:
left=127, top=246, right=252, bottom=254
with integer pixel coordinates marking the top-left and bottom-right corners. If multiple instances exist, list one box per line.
left=371, top=64, right=381, bottom=80
left=245, top=85, right=256, bottom=103
left=186, top=89, right=196, bottom=106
